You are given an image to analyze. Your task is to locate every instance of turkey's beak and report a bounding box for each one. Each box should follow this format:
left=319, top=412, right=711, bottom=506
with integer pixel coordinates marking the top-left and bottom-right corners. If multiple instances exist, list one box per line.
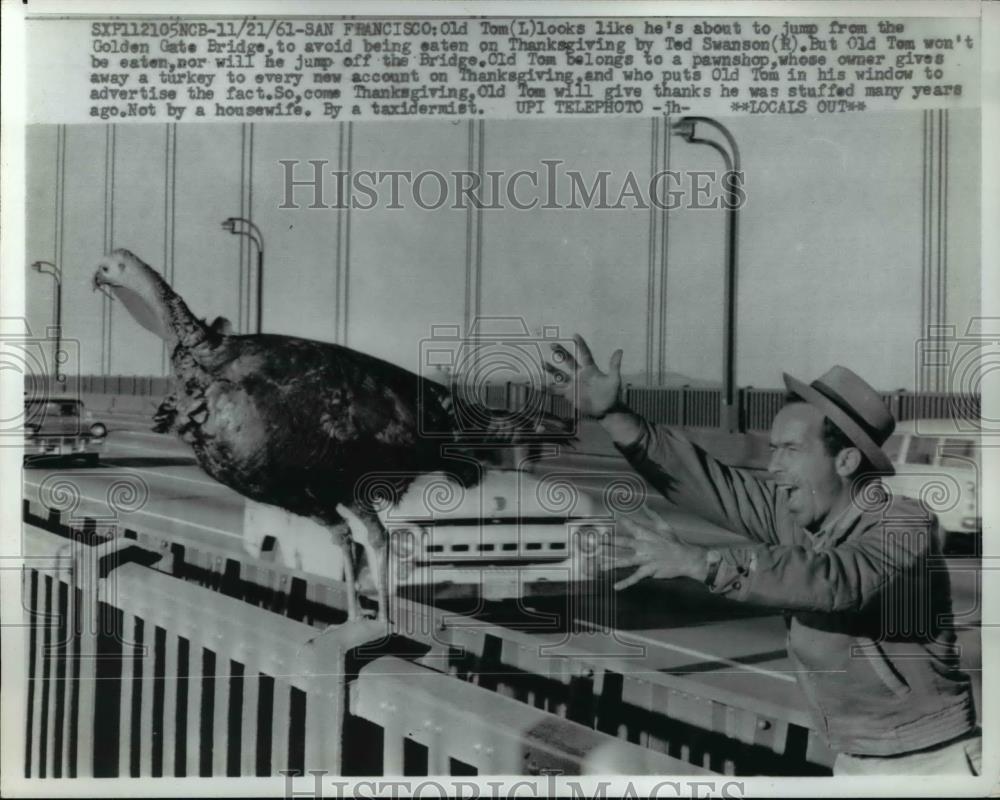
left=92, top=272, right=115, bottom=301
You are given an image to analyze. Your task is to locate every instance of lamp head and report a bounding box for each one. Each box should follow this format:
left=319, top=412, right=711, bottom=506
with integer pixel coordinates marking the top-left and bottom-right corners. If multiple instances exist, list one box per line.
left=671, top=118, right=696, bottom=141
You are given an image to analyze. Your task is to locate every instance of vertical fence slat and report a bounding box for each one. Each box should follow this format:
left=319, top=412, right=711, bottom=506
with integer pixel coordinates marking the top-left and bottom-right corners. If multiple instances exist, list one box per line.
left=54, top=579, right=71, bottom=779
left=28, top=571, right=44, bottom=778
left=75, top=581, right=96, bottom=777
left=383, top=728, right=404, bottom=776
left=240, top=670, right=259, bottom=777
left=162, top=632, right=179, bottom=776
left=302, top=696, right=337, bottom=777
left=118, top=614, right=138, bottom=777
left=271, top=681, right=291, bottom=774
left=138, top=624, right=156, bottom=776
left=39, top=575, right=57, bottom=778
left=428, top=737, right=449, bottom=775
left=40, top=576, right=56, bottom=778
left=49, top=580, right=65, bottom=777
left=185, top=646, right=203, bottom=777
left=212, top=656, right=231, bottom=776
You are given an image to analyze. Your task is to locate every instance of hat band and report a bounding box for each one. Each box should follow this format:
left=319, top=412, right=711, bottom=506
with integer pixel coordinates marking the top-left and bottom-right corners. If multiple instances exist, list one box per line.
left=810, top=380, right=887, bottom=446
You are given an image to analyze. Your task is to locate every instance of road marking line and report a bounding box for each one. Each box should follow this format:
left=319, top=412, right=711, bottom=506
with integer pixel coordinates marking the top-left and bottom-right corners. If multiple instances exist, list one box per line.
left=101, top=448, right=225, bottom=490
left=572, top=617, right=797, bottom=682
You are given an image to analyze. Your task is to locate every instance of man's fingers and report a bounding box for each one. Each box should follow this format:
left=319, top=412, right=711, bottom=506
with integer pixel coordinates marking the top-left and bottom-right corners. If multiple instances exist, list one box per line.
left=614, top=565, right=652, bottom=591
left=617, top=514, right=656, bottom=541
left=572, top=334, right=595, bottom=368
left=599, top=541, right=638, bottom=561
left=609, top=348, right=623, bottom=377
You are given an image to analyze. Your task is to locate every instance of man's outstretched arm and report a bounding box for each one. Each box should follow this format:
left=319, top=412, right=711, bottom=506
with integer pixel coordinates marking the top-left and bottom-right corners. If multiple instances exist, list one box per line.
left=547, top=334, right=778, bottom=543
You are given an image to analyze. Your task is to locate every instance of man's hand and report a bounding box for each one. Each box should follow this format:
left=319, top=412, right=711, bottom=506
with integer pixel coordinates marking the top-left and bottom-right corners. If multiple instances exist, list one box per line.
left=602, top=507, right=708, bottom=590
left=545, top=333, right=623, bottom=419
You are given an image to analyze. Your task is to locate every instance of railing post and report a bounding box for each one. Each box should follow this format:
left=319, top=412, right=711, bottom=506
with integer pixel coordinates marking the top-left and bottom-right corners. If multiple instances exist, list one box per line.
left=298, top=621, right=384, bottom=775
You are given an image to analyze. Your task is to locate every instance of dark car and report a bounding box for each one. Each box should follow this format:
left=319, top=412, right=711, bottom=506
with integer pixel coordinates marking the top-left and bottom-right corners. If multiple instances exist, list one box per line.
left=23, top=397, right=107, bottom=466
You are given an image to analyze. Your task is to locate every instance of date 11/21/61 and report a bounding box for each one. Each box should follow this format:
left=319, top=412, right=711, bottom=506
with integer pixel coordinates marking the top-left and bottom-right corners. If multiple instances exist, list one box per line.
left=210, top=20, right=478, bottom=39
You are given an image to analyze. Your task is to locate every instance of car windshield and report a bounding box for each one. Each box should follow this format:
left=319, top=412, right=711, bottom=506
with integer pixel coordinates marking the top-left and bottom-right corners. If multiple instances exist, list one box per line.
left=904, top=436, right=938, bottom=465
left=25, top=400, right=80, bottom=418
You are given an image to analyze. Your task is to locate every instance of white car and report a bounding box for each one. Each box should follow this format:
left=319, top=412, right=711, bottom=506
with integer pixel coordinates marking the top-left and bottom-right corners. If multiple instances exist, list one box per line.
left=882, top=420, right=980, bottom=552
left=242, top=468, right=618, bottom=600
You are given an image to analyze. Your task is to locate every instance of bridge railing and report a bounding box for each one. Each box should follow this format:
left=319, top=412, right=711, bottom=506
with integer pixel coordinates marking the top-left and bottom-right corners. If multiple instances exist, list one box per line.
left=21, top=517, right=710, bottom=779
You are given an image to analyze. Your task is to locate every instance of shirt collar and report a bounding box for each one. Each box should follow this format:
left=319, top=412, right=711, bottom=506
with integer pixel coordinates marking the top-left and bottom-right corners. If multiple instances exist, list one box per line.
left=807, top=494, right=866, bottom=545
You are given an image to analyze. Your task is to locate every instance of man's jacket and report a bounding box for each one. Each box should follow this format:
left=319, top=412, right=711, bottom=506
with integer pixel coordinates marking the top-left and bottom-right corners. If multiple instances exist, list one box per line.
left=616, top=422, right=977, bottom=756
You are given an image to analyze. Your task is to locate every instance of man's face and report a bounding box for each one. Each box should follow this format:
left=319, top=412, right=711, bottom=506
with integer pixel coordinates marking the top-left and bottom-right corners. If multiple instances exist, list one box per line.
left=768, top=403, right=847, bottom=530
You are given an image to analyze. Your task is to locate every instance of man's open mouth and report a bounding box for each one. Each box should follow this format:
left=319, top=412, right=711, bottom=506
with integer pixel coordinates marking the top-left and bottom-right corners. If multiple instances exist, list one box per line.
left=779, top=484, right=800, bottom=501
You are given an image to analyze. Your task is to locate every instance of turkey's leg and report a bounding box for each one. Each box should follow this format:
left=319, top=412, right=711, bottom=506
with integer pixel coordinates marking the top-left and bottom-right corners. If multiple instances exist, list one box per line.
left=363, top=539, right=389, bottom=624
left=337, top=504, right=389, bottom=624
left=339, top=535, right=359, bottom=620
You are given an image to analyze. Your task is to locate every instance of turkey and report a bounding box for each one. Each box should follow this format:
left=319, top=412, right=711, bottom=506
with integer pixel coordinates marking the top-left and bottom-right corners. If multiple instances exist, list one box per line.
left=93, top=248, right=573, bottom=625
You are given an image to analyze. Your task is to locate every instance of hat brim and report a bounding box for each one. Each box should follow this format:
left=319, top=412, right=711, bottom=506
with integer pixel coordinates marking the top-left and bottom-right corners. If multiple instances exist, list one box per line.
left=783, top=373, right=895, bottom=476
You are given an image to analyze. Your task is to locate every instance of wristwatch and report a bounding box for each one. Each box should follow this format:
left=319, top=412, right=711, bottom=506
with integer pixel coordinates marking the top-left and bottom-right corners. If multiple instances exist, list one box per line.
left=703, top=549, right=723, bottom=588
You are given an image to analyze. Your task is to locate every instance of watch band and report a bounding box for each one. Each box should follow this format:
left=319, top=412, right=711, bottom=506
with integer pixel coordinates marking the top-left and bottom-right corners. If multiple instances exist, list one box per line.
left=703, top=549, right=723, bottom=587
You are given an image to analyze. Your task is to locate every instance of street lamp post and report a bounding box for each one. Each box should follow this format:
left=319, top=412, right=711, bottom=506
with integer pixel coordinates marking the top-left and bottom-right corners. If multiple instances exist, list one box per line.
left=31, top=260, right=64, bottom=383
left=671, top=117, right=742, bottom=434
left=221, top=217, right=264, bottom=334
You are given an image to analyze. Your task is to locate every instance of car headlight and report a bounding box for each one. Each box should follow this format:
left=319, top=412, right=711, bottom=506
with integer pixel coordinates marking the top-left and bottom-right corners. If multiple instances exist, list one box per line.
left=89, top=423, right=107, bottom=438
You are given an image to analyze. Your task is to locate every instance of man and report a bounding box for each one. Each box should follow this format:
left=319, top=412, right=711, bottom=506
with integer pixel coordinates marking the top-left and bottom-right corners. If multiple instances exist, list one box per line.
left=546, top=334, right=981, bottom=776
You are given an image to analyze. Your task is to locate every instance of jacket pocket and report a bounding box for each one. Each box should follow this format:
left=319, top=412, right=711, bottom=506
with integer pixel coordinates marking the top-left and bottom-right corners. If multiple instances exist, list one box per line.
left=856, top=636, right=912, bottom=697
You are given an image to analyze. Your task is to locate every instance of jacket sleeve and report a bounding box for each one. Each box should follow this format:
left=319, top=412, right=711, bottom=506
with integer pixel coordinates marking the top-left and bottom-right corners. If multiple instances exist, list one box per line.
left=706, top=518, right=937, bottom=612
left=615, top=419, right=779, bottom=544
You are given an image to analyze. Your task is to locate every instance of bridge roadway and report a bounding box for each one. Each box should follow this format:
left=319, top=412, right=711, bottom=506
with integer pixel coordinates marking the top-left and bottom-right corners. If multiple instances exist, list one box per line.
left=20, top=408, right=982, bottom=740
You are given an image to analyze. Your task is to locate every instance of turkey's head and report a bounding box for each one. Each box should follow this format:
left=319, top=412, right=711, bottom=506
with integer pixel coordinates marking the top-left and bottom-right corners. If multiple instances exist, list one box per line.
left=94, top=249, right=207, bottom=346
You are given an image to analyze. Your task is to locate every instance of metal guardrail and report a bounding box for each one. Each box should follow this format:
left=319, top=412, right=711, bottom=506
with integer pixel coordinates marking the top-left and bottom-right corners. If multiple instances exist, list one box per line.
left=25, top=375, right=978, bottom=432
left=20, top=514, right=729, bottom=778
left=353, top=656, right=710, bottom=776
left=22, top=499, right=836, bottom=776
left=21, top=524, right=371, bottom=778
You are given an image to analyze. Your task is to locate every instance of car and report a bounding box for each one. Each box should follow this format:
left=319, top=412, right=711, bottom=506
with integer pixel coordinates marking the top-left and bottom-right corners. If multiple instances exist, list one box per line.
left=242, top=468, right=619, bottom=601
left=882, top=419, right=980, bottom=553
left=23, top=396, right=108, bottom=466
